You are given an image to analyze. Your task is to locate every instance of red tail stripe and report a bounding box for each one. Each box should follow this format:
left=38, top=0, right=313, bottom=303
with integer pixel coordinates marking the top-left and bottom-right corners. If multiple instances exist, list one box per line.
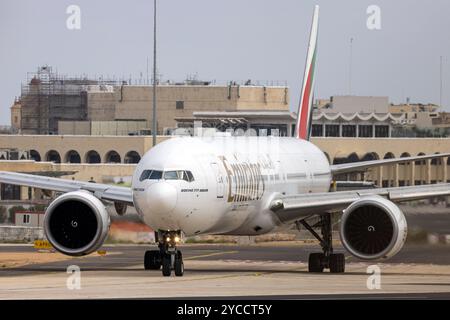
left=298, top=62, right=313, bottom=139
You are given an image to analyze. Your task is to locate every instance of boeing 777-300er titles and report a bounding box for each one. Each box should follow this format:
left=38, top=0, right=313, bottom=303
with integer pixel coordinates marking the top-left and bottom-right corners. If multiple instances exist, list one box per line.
left=2, top=5, right=450, bottom=276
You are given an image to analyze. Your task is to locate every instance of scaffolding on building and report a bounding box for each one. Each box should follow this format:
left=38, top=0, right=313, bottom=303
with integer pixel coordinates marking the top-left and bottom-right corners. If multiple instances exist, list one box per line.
left=20, top=66, right=118, bottom=134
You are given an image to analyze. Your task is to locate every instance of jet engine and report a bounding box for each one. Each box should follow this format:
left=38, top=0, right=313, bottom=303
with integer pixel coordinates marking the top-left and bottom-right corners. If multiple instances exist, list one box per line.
left=340, top=195, right=407, bottom=260
left=44, top=191, right=110, bottom=256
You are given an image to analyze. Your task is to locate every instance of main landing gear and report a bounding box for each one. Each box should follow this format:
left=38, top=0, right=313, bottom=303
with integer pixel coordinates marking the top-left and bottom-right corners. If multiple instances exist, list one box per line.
left=297, top=213, right=345, bottom=273
left=144, top=230, right=184, bottom=277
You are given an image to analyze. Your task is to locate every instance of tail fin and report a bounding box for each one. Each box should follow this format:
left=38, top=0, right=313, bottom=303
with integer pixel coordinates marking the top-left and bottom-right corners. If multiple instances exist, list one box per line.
left=295, top=5, right=319, bottom=140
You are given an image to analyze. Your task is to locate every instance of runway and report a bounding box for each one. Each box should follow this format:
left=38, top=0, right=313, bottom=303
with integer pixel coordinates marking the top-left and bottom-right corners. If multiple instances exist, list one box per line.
left=1, top=242, right=450, bottom=299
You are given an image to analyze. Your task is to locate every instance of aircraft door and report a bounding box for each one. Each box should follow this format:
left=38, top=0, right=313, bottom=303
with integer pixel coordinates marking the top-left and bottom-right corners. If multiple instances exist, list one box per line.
left=210, top=163, right=224, bottom=198
left=304, top=158, right=314, bottom=193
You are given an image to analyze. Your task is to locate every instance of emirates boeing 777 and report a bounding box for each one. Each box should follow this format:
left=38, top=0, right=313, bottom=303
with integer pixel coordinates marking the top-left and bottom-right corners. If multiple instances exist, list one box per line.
left=2, top=5, right=449, bottom=276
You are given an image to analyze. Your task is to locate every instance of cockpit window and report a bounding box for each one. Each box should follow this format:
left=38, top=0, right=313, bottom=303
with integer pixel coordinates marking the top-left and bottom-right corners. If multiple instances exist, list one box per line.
left=140, top=169, right=193, bottom=182
left=164, top=171, right=179, bottom=180
left=139, top=170, right=152, bottom=181
left=149, top=170, right=163, bottom=180
left=185, top=171, right=194, bottom=182
left=164, top=170, right=195, bottom=182
left=139, top=170, right=163, bottom=181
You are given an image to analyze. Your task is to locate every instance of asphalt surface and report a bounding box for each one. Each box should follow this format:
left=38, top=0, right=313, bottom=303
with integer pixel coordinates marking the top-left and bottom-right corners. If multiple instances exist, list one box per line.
left=1, top=242, right=450, bottom=272
left=1, top=242, right=450, bottom=299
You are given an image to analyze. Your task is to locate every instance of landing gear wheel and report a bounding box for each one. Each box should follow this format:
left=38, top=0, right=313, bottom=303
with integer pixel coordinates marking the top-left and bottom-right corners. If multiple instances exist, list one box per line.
left=162, top=254, right=172, bottom=277
left=144, top=250, right=161, bottom=270
left=329, top=253, right=345, bottom=273
left=308, top=253, right=324, bottom=273
left=174, top=251, right=184, bottom=277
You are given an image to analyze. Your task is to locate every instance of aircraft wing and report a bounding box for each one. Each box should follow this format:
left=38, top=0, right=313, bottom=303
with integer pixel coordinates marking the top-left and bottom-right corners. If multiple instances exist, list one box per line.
left=270, top=183, right=450, bottom=223
left=0, top=171, right=133, bottom=205
left=330, top=152, right=450, bottom=175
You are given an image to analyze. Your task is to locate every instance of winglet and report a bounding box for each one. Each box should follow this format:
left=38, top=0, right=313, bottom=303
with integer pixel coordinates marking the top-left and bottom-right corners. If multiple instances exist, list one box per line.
left=295, top=5, right=319, bottom=140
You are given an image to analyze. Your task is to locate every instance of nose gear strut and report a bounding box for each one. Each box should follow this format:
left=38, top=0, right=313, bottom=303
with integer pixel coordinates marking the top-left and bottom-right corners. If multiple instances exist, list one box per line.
left=144, top=230, right=184, bottom=277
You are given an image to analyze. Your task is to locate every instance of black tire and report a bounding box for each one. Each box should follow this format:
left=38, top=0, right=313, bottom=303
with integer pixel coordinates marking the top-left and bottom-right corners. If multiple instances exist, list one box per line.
left=144, top=250, right=161, bottom=270
left=308, top=253, right=324, bottom=272
left=174, top=251, right=184, bottom=277
left=329, top=253, right=345, bottom=273
left=162, top=254, right=172, bottom=276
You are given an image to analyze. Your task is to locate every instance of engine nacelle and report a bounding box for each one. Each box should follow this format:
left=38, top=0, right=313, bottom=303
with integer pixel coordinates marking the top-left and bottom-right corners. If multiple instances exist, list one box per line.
left=340, top=196, right=407, bottom=260
left=44, top=191, right=110, bottom=256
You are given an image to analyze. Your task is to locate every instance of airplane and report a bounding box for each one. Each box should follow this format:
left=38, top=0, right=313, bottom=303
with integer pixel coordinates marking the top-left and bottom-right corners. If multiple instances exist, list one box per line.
left=2, top=5, right=450, bottom=277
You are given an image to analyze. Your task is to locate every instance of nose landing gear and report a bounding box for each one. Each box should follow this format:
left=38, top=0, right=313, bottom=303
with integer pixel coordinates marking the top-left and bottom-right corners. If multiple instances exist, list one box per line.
left=144, top=230, right=184, bottom=277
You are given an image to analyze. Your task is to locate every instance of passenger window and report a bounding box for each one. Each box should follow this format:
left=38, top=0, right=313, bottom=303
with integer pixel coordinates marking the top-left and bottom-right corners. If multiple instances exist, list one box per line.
left=139, top=170, right=152, bottom=182
left=163, top=171, right=178, bottom=180
left=149, top=170, right=162, bottom=180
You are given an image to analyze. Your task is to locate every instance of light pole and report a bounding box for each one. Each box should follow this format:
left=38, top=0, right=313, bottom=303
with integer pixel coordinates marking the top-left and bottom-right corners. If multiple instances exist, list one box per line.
left=152, top=0, right=157, bottom=146
left=440, top=55, right=443, bottom=109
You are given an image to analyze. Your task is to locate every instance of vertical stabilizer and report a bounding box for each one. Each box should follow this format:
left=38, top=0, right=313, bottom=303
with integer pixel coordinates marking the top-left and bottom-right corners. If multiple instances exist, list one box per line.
left=295, top=5, right=319, bottom=140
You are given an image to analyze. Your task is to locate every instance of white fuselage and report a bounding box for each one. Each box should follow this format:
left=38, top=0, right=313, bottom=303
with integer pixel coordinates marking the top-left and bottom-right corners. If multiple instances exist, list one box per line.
left=132, top=136, right=331, bottom=236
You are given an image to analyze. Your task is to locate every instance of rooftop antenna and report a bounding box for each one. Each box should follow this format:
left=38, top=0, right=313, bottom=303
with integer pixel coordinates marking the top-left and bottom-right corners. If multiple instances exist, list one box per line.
left=440, top=55, right=443, bottom=109
left=152, top=0, right=157, bottom=146
left=146, top=57, right=149, bottom=85
left=349, top=37, right=353, bottom=95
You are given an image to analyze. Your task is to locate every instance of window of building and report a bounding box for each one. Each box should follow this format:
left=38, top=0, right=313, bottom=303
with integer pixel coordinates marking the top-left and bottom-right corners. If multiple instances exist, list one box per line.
left=311, top=124, right=323, bottom=137
left=375, top=125, right=389, bottom=137
left=251, top=125, right=287, bottom=137
left=176, top=101, right=184, bottom=110
left=23, top=214, right=30, bottom=224
left=358, top=125, right=373, bottom=137
left=342, top=125, right=356, bottom=137
left=325, top=124, right=340, bottom=137
left=1, top=184, right=21, bottom=200
left=259, top=129, right=268, bottom=137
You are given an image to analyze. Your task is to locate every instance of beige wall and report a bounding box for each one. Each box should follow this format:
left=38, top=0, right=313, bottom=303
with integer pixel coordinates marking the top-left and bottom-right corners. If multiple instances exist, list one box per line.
left=58, top=121, right=91, bottom=135
left=327, top=96, right=389, bottom=113
left=10, top=102, right=21, bottom=130
left=312, top=137, right=450, bottom=185
left=14, top=85, right=289, bottom=134
left=0, top=135, right=169, bottom=164
left=109, top=85, right=289, bottom=133
left=389, top=104, right=438, bottom=113
left=59, top=121, right=148, bottom=136
left=87, top=91, right=116, bottom=121
left=310, top=137, right=450, bottom=160
left=2, top=135, right=450, bottom=188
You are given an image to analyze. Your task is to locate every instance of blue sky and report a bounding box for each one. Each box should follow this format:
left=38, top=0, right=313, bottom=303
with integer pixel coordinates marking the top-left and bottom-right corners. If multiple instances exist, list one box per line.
left=0, top=0, right=449, bottom=124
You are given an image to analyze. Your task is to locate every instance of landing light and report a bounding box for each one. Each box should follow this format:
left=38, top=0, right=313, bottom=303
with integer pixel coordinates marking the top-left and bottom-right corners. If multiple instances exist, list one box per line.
left=166, top=237, right=171, bottom=242
left=175, top=236, right=180, bottom=243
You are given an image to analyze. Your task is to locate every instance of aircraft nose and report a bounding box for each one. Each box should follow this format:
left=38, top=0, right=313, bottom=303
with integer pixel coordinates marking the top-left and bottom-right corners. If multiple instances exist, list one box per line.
left=146, top=182, right=177, bottom=215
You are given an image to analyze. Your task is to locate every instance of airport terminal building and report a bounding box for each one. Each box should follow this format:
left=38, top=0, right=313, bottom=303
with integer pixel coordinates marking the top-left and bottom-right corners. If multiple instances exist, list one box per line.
left=2, top=67, right=450, bottom=206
